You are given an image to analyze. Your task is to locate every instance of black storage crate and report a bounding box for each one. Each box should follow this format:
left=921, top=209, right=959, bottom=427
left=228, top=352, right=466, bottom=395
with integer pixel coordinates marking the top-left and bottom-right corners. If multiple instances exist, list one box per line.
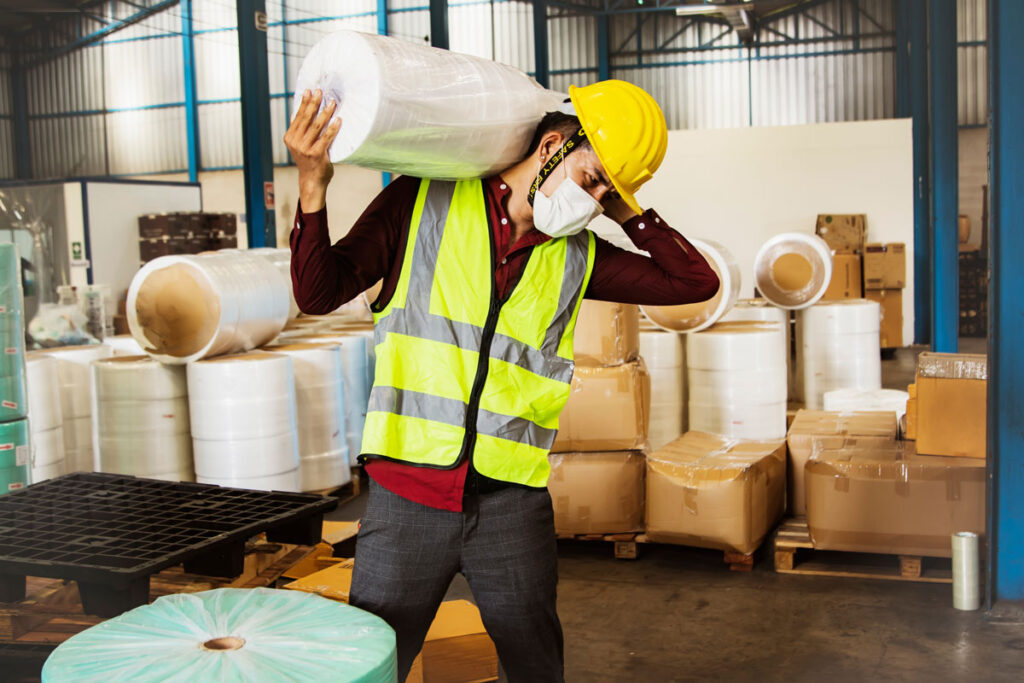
left=0, top=473, right=336, bottom=617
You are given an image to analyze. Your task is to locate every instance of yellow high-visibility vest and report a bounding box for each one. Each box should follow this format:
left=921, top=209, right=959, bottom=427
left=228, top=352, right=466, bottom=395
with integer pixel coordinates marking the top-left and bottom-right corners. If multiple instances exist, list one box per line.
left=360, top=178, right=596, bottom=487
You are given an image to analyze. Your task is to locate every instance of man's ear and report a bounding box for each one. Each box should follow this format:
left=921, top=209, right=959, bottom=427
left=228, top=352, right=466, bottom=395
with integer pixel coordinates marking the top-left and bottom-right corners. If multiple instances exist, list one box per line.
left=537, top=131, right=564, bottom=161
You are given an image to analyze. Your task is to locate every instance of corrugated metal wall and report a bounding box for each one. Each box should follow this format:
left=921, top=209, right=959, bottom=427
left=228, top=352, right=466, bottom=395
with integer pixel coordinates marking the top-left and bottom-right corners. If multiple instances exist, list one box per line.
left=957, top=0, right=987, bottom=126
left=0, top=48, right=13, bottom=179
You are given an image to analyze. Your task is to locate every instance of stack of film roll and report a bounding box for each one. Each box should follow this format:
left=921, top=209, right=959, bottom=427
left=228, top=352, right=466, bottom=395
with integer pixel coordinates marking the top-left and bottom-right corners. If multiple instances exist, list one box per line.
left=0, top=243, right=27, bottom=425
left=26, top=355, right=65, bottom=482
left=187, top=352, right=300, bottom=491
left=42, top=344, right=114, bottom=473
left=0, top=418, right=30, bottom=494
left=796, top=299, right=882, bottom=409
left=639, top=329, right=685, bottom=451
left=41, top=588, right=398, bottom=682
left=293, top=333, right=370, bottom=466
left=721, top=299, right=792, bottom=399
left=641, top=238, right=741, bottom=333
left=249, top=247, right=301, bottom=320
left=265, top=343, right=351, bottom=491
left=686, top=320, right=788, bottom=440
left=91, top=356, right=194, bottom=482
left=126, top=250, right=290, bottom=364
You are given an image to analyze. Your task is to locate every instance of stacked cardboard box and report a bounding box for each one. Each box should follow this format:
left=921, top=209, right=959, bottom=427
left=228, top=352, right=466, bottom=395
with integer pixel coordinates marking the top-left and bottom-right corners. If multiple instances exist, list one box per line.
left=816, top=214, right=865, bottom=301
left=862, top=242, right=906, bottom=348
left=549, top=301, right=649, bottom=536
left=137, top=212, right=238, bottom=264
left=912, top=352, right=986, bottom=459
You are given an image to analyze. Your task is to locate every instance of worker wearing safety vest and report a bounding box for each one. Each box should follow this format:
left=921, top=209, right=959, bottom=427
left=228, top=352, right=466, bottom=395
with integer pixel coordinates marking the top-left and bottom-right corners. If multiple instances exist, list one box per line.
left=286, top=80, right=719, bottom=682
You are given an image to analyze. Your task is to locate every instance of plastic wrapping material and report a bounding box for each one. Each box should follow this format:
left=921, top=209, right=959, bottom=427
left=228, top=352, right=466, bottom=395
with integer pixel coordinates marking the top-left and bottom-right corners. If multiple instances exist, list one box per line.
left=0, top=418, right=30, bottom=471
left=41, top=587, right=398, bottom=683
left=103, top=335, right=145, bottom=356
left=1, top=464, right=28, bottom=494
left=265, top=343, right=351, bottom=491
left=639, top=331, right=685, bottom=450
left=31, top=458, right=65, bottom=485
left=293, top=30, right=563, bottom=178
left=196, top=468, right=301, bottom=493
left=31, top=425, right=64, bottom=468
left=917, top=351, right=987, bottom=380
left=796, top=300, right=881, bottom=409
left=249, top=247, right=300, bottom=320
left=641, top=239, right=741, bottom=333
left=639, top=329, right=684, bottom=370
left=573, top=301, right=640, bottom=367
left=685, top=321, right=786, bottom=371
left=92, top=356, right=188, bottom=401
left=787, top=409, right=898, bottom=516
left=41, top=344, right=114, bottom=419
left=805, top=440, right=985, bottom=558
left=952, top=532, right=981, bottom=611
left=551, top=360, right=650, bottom=453
left=0, top=259, right=27, bottom=420
left=63, top=415, right=95, bottom=473
left=26, top=355, right=63, bottom=432
left=193, top=432, right=300, bottom=480
left=753, top=233, right=833, bottom=309
left=0, top=243, right=25, bottom=315
left=95, top=433, right=195, bottom=481
left=721, top=299, right=792, bottom=399
left=688, top=402, right=787, bottom=441
left=645, top=431, right=786, bottom=554
left=126, top=252, right=290, bottom=364
left=187, top=353, right=297, bottom=440
left=822, top=389, right=910, bottom=423
left=547, top=451, right=645, bottom=535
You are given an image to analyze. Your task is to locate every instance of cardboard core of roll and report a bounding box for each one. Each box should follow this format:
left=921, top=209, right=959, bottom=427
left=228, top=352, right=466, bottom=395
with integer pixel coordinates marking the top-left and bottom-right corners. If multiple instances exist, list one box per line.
left=771, top=253, right=814, bottom=291
left=756, top=240, right=829, bottom=308
left=201, top=636, right=245, bottom=651
left=134, top=263, right=220, bottom=358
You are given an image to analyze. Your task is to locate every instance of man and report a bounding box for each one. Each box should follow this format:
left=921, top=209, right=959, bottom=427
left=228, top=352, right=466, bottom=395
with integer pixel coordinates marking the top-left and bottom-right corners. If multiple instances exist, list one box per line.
left=286, top=80, right=719, bottom=682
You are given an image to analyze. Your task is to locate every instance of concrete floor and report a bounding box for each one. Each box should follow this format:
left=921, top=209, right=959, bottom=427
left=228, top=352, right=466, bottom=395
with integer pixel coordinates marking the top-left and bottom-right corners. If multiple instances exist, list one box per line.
left=331, top=337, right=1024, bottom=682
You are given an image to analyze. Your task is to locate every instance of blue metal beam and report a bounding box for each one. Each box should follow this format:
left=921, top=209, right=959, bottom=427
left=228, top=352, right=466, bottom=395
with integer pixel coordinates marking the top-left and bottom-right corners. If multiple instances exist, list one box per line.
left=988, top=0, right=1024, bottom=605
left=909, top=0, right=930, bottom=345
left=236, top=0, right=276, bottom=247
left=181, top=0, right=200, bottom=183
left=430, top=0, right=449, bottom=49
left=597, top=13, right=609, bottom=81
left=11, top=60, right=31, bottom=180
left=928, top=0, right=958, bottom=353
left=534, top=0, right=550, bottom=87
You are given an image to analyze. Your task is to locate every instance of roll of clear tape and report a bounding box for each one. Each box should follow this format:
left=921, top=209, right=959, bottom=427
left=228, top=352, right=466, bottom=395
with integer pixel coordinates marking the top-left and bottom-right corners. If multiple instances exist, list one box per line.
left=641, top=238, right=741, bottom=333
left=42, top=345, right=113, bottom=419
left=300, top=450, right=352, bottom=492
left=639, top=330, right=684, bottom=370
left=187, top=353, right=297, bottom=440
left=753, top=233, right=833, bottom=309
left=197, top=468, right=301, bottom=493
left=31, top=425, right=65, bottom=468
left=193, top=432, right=300, bottom=480
left=0, top=418, right=30, bottom=470
left=63, top=415, right=95, bottom=473
left=952, top=532, right=981, bottom=611
left=95, top=433, right=194, bottom=479
left=126, top=252, right=290, bottom=364
left=689, top=401, right=787, bottom=440
left=91, top=356, right=187, bottom=400
left=249, top=248, right=300, bottom=320
left=40, top=588, right=398, bottom=682
left=294, top=29, right=564, bottom=179
left=685, top=321, right=786, bottom=371
left=26, top=355, right=63, bottom=432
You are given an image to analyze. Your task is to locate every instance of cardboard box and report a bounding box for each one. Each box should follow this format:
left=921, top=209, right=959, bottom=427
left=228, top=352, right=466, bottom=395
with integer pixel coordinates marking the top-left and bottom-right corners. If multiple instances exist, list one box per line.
left=821, top=254, right=863, bottom=300
left=786, top=410, right=898, bottom=515
left=816, top=214, right=866, bottom=253
left=406, top=600, right=499, bottom=683
left=282, top=520, right=360, bottom=580
left=547, top=451, right=645, bottom=535
left=645, top=431, right=787, bottom=554
left=806, top=440, right=985, bottom=557
left=284, top=557, right=355, bottom=601
left=916, top=352, right=987, bottom=459
left=552, top=360, right=650, bottom=452
left=573, top=300, right=640, bottom=367
left=864, top=289, right=903, bottom=347
left=863, top=242, right=906, bottom=289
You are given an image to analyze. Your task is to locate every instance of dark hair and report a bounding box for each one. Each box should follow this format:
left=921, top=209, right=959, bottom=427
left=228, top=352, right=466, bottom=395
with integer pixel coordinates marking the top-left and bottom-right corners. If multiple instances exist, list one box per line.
left=526, top=111, right=592, bottom=156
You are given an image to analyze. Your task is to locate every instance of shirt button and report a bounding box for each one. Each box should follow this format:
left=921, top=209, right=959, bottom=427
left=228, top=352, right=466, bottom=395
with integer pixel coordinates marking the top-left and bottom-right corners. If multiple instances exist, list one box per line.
left=500, top=184, right=508, bottom=190
left=655, top=217, right=661, bottom=224
left=638, top=222, right=646, bottom=230
left=500, top=217, right=508, bottom=225
left=501, top=258, right=507, bottom=265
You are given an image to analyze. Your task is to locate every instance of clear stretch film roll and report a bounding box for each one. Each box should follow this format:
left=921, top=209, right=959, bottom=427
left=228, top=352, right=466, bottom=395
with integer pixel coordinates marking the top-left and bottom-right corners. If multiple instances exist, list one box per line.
left=40, top=588, right=398, bottom=683
left=31, top=425, right=65, bottom=469
left=41, top=345, right=113, bottom=419
left=753, top=233, right=833, bottom=309
left=249, top=248, right=300, bottom=320
left=639, top=331, right=685, bottom=450
left=104, top=335, right=145, bottom=356
left=294, top=30, right=564, bottom=178
left=265, top=343, right=351, bottom=491
left=0, top=244, right=27, bottom=422
left=0, top=418, right=30, bottom=471
left=721, top=299, right=793, bottom=400
left=195, top=467, right=301, bottom=493
left=26, top=355, right=63, bottom=432
left=63, top=415, right=95, bottom=473
left=641, top=238, right=741, bottom=333
left=686, top=321, right=787, bottom=440
left=1, top=465, right=28, bottom=494
left=95, top=434, right=194, bottom=482
left=31, top=458, right=65, bottom=485
left=126, top=251, right=290, bottom=364
left=823, top=389, right=911, bottom=422
left=796, top=300, right=882, bottom=409
left=952, top=532, right=981, bottom=611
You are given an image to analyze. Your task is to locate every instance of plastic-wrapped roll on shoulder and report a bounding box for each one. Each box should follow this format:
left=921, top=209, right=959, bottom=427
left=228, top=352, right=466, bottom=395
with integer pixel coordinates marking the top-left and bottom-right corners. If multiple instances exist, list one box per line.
left=641, top=238, right=740, bottom=333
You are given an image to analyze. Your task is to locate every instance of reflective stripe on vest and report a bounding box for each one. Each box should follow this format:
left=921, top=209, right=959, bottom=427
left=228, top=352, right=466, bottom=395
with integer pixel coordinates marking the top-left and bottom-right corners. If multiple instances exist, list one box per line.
left=360, top=178, right=596, bottom=487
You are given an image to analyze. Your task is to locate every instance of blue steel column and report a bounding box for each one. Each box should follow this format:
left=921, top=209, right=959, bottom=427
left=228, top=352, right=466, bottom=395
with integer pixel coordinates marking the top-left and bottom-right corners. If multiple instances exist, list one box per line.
left=236, top=0, right=276, bottom=247
left=430, top=0, right=449, bottom=49
left=909, top=0, right=930, bottom=345
left=988, top=0, right=1024, bottom=605
left=597, top=14, right=609, bottom=81
left=928, top=0, right=958, bottom=353
left=533, top=0, right=549, bottom=88
left=11, top=57, right=31, bottom=180
left=378, top=0, right=391, bottom=187
left=181, top=0, right=200, bottom=183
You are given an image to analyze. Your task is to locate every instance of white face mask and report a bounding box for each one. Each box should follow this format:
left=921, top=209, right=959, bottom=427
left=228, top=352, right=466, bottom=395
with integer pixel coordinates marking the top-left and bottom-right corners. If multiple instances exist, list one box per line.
left=532, top=161, right=605, bottom=239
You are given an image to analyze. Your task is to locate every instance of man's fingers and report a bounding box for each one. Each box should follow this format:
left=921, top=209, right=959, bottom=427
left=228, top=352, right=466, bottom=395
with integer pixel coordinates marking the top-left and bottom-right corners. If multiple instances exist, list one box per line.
left=291, top=89, right=321, bottom=136
left=312, top=117, right=341, bottom=156
left=303, top=98, right=337, bottom=145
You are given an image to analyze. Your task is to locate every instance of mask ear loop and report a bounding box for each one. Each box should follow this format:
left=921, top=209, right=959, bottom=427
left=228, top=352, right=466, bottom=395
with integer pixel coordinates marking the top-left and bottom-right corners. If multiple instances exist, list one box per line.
left=528, top=127, right=589, bottom=206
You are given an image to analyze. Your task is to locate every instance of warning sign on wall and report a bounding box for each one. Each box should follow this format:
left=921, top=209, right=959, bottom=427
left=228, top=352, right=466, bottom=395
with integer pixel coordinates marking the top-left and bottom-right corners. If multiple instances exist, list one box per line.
left=264, top=182, right=275, bottom=210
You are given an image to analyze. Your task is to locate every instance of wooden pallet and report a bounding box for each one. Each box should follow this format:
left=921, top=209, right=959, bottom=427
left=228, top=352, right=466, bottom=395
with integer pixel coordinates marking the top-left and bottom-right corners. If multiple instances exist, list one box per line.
left=556, top=532, right=756, bottom=570
left=772, top=518, right=952, bottom=583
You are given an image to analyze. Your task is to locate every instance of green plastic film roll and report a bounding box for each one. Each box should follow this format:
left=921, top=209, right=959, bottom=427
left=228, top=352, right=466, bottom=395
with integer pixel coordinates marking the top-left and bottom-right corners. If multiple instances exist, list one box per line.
left=0, top=464, right=29, bottom=494
left=42, top=588, right=397, bottom=682
left=0, top=244, right=24, bottom=318
left=0, top=418, right=29, bottom=470
left=0, top=372, right=27, bottom=422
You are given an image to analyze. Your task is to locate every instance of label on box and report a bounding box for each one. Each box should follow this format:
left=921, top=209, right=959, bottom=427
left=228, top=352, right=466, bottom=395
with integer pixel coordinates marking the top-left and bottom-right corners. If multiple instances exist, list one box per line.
left=1, top=401, right=17, bottom=410
left=8, top=482, right=23, bottom=491
left=0, top=306, right=6, bottom=313
left=15, top=445, right=27, bottom=467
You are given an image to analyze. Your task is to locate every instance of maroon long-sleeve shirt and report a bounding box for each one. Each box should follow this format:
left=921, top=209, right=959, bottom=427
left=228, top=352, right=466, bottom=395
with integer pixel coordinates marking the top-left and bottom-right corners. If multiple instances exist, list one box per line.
left=290, top=174, right=719, bottom=511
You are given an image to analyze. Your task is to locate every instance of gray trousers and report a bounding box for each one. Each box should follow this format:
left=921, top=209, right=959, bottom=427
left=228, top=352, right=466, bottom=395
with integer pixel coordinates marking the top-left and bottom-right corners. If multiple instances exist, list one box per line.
left=349, top=478, right=564, bottom=683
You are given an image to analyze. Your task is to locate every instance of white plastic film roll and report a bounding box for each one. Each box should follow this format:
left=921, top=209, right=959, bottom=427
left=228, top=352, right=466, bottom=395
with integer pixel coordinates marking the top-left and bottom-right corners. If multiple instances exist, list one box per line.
left=796, top=300, right=882, bottom=409
left=94, top=399, right=191, bottom=438
left=193, top=431, right=300, bottom=480
left=63, top=415, right=95, bottom=473
left=197, top=468, right=301, bottom=493
left=639, top=330, right=686, bottom=450
left=823, top=388, right=911, bottom=422
left=753, top=233, right=833, bottom=309
left=95, top=433, right=195, bottom=480
left=187, top=353, right=297, bottom=440
left=641, top=238, right=742, bottom=333
left=91, top=356, right=188, bottom=401
left=0, top=418, right=30, bottom=471
left=103, top=335, right=145, bottom=356
left=294, top=30, right=564, bottom=178
left=26, top=354, right=63, bottom=432
left=42, top=345, right=113, bottom=419
left=249, top=248, right=300, bottom=320
left=639, top=330, right=684, bottom=370
left=31, top=459, right=65, bottom=485
left=126, top=252, right=290, bottom=364
left=685, top=321, right=786, bottom=371
left=31, top=425, right=64, bottom=468
left=952, top=532, right=981, bottom=611
left=300, top=450, right=352, bottom=492
left=688, top=401, right=787, bottom=440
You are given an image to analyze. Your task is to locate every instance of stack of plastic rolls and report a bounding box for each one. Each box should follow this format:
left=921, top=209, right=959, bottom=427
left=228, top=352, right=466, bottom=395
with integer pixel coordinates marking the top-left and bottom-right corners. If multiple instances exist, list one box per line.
left=0, top=243, right=27, bottom=425
left=639, top=329, right=685, bottom=451
left=91, top=356, right=194, bottom=482
left=796, top=299, right=882, bottom=409
left=187, top=352, right=301, bottom=492
left=43, top=344, right=114, bottom=473
left=0, top=418, right=30, bottom=493
left=26, top=354, right=65, bottom=482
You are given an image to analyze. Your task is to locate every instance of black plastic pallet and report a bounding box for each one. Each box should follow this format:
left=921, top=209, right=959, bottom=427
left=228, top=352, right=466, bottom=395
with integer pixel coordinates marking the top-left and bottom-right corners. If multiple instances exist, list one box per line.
left=0, top=642, right=56, bottom=681
left=0, top=473, right=336, bottom=618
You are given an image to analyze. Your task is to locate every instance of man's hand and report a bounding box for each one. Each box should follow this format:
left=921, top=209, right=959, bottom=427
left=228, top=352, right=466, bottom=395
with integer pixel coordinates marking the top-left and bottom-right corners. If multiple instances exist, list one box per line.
left=285, top=89, right=341, bottom=214
left=602, top=193, right=639, bottom=226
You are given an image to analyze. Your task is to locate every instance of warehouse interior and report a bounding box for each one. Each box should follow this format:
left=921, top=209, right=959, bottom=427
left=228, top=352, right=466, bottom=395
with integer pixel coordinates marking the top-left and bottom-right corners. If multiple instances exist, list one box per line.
left=0, top=0, right=1022, bottom=681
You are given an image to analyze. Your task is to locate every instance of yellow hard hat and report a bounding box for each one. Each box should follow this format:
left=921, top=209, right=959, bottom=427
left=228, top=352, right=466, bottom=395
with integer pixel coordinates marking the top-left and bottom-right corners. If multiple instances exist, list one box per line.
left=569, top=80, right=668, bottom=215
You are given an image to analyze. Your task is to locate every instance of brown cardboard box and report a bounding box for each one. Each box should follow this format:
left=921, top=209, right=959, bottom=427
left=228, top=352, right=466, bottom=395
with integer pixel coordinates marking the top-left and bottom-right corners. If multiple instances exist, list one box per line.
left=552, top=360, right=650, bottom=452
left=573, top=300, right=640, bottom=367
left=816, top=214, right=866, bottom=253
left=863, top=242, right=907, bottom=289
left=806, top=440, right=985, bottom=557
left=645, top=432, right=786, bottom=554
left=821, top=254, right=863, bottom=300
left=864, top=289, right=903, bottom=347
left=786, top=410, right=898, bottom=515
left=548, top=451, right=645, bottom=535
left=284, top=558, right=355, bottom=602
left=916, top=352, right=987, bottom=459
left=905, top=383, right=918, bottom=440
left=406, top=601, right=499, bottom=683
left=282, top=520, right=360, bottom=580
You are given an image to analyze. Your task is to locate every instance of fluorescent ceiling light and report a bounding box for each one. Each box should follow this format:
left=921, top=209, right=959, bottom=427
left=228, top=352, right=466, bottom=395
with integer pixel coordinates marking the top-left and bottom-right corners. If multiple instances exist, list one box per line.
left=675, top=2, right=754, bottom=15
